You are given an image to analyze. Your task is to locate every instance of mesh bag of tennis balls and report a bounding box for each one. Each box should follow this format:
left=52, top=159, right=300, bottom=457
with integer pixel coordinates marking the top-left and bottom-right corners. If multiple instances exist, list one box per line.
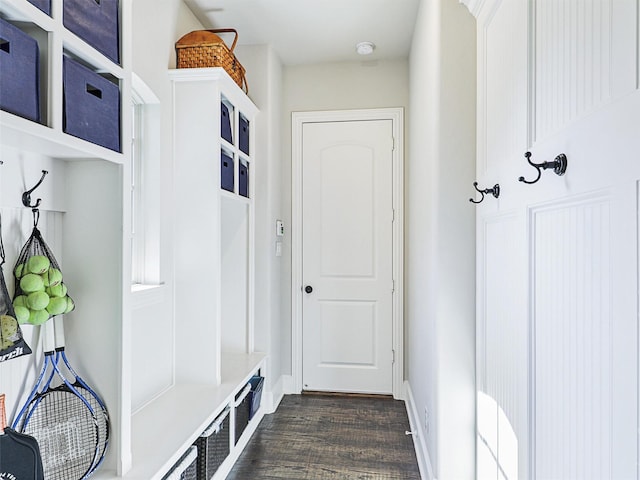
left=0, top=216, right=32, bottom=363
left=12, top=226, right=75, bottom=327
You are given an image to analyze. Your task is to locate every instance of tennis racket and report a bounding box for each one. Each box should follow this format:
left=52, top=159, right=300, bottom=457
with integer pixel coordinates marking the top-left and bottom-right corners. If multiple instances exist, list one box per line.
left=53, top=315, right=110, bottom=474
left=11, top=327, right=55, bottom=431
left=16, top=320, right=100, bottom=479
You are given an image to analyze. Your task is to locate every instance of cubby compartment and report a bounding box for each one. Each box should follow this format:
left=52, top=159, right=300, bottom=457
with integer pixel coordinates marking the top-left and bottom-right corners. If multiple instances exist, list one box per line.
left=194, top=408, right=230, bottom=479
left=162, top=446, right=198, bottom=480
left=238, top=113, right=249, bottom=155
left=234, top=383, right=252, bottom=445
left=26, top=0, right=50, bottom=16
left=63, top=55, right=121, bottom=152
left=220, top=99, right=233, bottom=144
left=63, top=0, right=120, bottom=64
left=239, top=158, right=249, bottom=198
left=0, top=17, right=44, bottom=123
left=221, top=149, right=234, bottom=192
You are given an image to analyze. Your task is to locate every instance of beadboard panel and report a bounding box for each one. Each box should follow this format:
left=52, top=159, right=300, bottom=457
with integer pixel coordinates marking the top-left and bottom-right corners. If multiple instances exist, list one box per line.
left=532, top=0, right=638, bottom=143
left=480, top=0, right=529, bottom=175
left=531, top=195, right=612, bottom=480
left=477, top=211, right=528, bottom=479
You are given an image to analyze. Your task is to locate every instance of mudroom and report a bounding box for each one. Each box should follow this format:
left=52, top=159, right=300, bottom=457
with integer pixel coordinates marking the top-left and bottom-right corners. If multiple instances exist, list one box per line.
left=1, top=0, right=638, bottom=479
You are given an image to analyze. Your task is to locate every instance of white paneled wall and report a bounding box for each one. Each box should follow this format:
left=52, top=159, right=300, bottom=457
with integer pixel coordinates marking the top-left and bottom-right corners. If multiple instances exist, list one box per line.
left=533, top=0, right=638, bottom=143
left=467, top=0, right=640, bottom=477
left=532, top=196, right=612, bottom=479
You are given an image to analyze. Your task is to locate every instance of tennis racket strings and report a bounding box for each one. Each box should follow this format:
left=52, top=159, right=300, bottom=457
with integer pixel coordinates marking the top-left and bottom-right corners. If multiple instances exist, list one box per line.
left=14, top=320, right=101, bottom=480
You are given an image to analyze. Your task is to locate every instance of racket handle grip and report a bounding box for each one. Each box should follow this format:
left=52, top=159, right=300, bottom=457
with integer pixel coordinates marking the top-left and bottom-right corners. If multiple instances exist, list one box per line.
left=54, top=315, right=65, bottom=349
left=43, top=319, right=55, bottom=353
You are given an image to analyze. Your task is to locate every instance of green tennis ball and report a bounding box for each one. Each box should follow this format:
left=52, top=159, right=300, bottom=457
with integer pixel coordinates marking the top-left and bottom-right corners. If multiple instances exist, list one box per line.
left=42, top=268, right=63, bottom=287
left=14, top=306, right=30, bottom=324
left=47, top=283, right=67, bottom=298
left=64, top=296, right=75, bottom=314
left=27, top=291, right=50, bottom=311
left=14, top=263, right=26, bottom=278
left=20, top=273, right=45, bottom=293
left=46, top=296, right=67, bottom=316
left=13, top=295, right=28, bottom=308
left=27, top=255, right=50, bottom=274
left=1, top=314, right=18, bottom=339
left=28, top=309, right=49, bottom=325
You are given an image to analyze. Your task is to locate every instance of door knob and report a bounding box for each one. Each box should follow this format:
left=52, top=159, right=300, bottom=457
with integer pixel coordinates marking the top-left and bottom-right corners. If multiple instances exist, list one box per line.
left=305, top=285, right=313, bottom=294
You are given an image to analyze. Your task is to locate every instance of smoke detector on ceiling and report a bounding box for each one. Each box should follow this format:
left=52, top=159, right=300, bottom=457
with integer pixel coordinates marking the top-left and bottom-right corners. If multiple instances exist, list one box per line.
left=356, top=41, right=375, bottom=55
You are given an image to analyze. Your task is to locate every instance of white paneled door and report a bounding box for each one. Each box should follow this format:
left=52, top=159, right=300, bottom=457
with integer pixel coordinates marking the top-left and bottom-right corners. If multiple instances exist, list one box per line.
left=473, top=0, right=640, bottom=478
left=301, top=120, right=394, bottom=394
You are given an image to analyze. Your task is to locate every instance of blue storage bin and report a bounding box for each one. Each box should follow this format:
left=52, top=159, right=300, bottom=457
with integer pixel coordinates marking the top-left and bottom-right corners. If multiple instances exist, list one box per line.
left=239, top=160, right=249, bottom=198
left=27, top=0, right=51, bottom=15
left=63, top=56, right=120, bottom=152
left=239, top=114, right=249, bottom=155
left=0, top=19, right=40, bottom=123
left=63, top=0, right=119, bottom=64
left=248, top=375, right=264, bottom=419
left=221, top=151, right=234, bottom=192
left=221, top=102, right=232, bottom=144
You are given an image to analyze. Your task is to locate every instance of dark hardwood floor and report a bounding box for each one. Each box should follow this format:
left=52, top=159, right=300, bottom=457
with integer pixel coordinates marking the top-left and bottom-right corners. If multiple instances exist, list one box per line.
left=227, top=393, right=421, bottom=480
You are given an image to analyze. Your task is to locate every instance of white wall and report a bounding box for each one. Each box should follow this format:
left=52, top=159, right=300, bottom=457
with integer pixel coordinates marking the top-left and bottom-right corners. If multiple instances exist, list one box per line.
left=407, top=0, right=476, bottom=478
left=281, top=59, right=410, bottom=377
left=130, top=0, right=203, bottom=411
left=234, top=44, right=285, bottom=406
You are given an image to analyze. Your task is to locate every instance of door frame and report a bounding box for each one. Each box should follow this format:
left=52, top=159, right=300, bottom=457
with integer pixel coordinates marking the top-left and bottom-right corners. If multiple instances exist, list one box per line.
left=291, top=108, right=405, bottom=400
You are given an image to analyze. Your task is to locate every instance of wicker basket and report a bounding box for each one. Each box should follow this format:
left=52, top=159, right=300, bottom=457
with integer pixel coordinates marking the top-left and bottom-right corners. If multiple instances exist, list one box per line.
left=176, top=29, right=248, bottom=93
left=162, top=445, right=198, bottom=480
left=194, top=408, right=230, bottom=480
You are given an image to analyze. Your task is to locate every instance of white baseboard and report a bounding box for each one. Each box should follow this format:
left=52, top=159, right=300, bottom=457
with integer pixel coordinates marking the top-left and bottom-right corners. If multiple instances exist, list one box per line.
left=404, top=381, right=436, bottom=480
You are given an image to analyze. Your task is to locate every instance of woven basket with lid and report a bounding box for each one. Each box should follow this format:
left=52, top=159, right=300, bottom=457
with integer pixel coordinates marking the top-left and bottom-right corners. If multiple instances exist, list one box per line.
left=175, top=29, right=248, bottom=93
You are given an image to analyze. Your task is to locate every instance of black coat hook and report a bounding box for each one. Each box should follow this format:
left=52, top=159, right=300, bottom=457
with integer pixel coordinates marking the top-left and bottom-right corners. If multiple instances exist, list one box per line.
left=470, top=182, right=500, bottom=204
left=518, top=152, right=567, bottom=184
left=22, top=170, right=49, bottom=209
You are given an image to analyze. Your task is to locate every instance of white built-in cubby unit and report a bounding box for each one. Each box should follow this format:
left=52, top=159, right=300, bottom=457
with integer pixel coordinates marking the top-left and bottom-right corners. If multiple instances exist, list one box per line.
left=0, top=0, right=265, bottom=478
left=165, top=66, right=263, bottom=480
left=0, top=0, right=133, bottom=477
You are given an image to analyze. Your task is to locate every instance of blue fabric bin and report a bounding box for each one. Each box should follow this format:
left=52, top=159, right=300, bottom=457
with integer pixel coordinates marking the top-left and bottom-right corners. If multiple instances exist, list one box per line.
left=221, top=102, right=232, bottom=144
left=239, top=160, right=249, bottom=198
left=27, top=0, right=51, bottom=15
left=248, top=375, right=264, bottom=419
left=239, top=114, right=250, bottom=155
left=221, top=151, right=234, bottom=192
left=63, top=56, right=120, bottom=152
left=0, top=19, right=40, bottom=123
left=63, top=0, right=119, bottom=64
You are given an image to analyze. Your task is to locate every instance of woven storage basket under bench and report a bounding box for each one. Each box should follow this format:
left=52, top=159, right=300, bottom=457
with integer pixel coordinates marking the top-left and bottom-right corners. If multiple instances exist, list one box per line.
left=194, top=407, right=230, bottom=480
left=175, top=29, right=248, bottom=93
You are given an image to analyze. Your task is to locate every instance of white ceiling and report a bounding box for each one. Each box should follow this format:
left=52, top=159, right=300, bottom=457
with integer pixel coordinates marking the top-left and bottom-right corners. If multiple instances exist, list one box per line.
left=182, top=0, right=421, bottom=66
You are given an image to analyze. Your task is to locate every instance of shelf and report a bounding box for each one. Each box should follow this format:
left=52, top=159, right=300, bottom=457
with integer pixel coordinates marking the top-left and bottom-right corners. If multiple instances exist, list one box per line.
left=92, top=353, right=266, bottom=480
left=0, top=110, right=125, bottom=163
left=0, top=0, right=55, bottom=31
left=220, top=189, right=250, bottom=204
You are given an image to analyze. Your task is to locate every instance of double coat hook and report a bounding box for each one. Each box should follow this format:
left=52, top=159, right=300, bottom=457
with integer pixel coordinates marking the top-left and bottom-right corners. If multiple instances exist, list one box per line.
left=22, top=170, right=49, bottom=209
left=470, top=182, right=500, bottom=204
left=518, top=151, right=567, bottom=184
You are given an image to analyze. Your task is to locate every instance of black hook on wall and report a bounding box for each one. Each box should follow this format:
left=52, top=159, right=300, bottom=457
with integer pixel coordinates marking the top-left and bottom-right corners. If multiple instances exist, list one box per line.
left=470, top=182, right=500, bottom=204
left=22, top=170, right=49, bottom=209
left=518, top=151, right=567, bottom=184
